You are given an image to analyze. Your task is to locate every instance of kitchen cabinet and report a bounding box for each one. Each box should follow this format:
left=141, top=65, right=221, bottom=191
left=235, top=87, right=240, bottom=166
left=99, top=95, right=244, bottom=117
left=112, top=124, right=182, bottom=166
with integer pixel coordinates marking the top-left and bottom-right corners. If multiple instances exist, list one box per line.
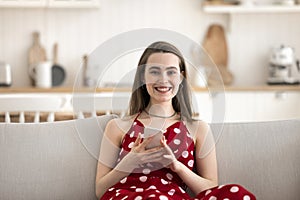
left=0, top=0, right=47, bottom=7
left=253, top=91, right=300, bottom=121
left=193, top=90, right=300, bottom=123
left=48, top=0, right=100, bottom=8
left=0, top=0, right=99, bottom=8
left=0, top=86, right=299, bottom=123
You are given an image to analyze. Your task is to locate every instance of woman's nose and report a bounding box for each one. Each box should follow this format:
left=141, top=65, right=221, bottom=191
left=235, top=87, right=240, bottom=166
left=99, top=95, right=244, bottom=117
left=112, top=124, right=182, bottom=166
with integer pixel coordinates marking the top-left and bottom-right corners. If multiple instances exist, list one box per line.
left=158, top=72, right=168, bottom=83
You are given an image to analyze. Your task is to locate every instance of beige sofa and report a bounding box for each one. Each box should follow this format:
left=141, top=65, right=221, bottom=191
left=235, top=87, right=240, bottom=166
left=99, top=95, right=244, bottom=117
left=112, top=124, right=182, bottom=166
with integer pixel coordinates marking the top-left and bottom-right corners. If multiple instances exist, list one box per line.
left=0, top=115, right=299, bottom=200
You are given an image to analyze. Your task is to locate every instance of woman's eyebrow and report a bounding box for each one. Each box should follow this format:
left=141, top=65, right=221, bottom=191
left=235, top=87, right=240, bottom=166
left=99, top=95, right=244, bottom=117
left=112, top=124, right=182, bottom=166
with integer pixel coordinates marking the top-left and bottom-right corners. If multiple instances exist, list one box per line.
left=166, top=66, right=179, bottom=70
left=148, top=66, right=161, bottom=70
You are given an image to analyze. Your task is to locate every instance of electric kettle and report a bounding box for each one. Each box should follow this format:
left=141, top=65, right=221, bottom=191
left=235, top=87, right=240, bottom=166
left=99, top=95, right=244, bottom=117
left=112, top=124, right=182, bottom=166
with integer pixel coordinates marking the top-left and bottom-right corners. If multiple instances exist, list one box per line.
left=0, top=62, right=12, bottom=87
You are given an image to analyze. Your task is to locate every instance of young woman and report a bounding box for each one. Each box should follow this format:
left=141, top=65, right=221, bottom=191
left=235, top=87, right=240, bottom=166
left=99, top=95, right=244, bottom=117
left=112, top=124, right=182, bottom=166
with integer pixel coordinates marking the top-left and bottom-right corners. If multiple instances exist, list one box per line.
left=95, top=41, right=256, bottom=200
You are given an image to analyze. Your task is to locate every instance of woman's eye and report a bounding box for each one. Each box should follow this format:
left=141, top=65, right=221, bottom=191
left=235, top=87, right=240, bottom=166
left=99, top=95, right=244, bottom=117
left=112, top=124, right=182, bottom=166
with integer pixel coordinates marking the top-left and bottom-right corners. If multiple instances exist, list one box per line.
left=167, top=71, right=177, bottom=75
left=150, top=71, right=160, bottom=75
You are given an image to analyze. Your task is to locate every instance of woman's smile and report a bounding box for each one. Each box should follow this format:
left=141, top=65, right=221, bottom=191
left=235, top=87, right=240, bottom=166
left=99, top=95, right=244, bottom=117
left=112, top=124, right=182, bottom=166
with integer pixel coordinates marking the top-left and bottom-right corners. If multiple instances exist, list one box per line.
left=154, top=86, right=172, bottom=93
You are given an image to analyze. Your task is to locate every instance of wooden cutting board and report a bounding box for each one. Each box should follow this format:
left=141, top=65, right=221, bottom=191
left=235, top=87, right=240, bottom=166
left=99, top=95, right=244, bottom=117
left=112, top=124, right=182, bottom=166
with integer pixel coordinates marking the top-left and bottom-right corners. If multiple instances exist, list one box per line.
left=202, top=24, right=234, bottom=86
left=28, top=32, right=47, bottom=86
left=28, top=31, right=47, bottom=65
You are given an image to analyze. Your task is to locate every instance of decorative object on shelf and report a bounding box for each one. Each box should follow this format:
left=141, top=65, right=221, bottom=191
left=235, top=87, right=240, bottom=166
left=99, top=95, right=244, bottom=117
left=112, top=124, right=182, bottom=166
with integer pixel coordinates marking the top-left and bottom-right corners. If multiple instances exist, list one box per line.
left=52, top=43, right=66, bottom=87
left=28, top=31, right=47, bottom=87
left=202, top=24, right=234, bottom=86
left=267, top=45, right=300, bottom=85
left=82, top=54, right=95, bottom=87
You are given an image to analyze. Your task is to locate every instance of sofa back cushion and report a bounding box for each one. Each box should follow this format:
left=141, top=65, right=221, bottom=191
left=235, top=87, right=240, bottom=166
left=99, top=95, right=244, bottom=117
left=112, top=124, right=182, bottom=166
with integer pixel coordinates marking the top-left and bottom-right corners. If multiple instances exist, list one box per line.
left=0, top=115, right=116, bottom=200
left=0, top=116, right=299, bottom=200
left=211, top=119, right=300, bottom=199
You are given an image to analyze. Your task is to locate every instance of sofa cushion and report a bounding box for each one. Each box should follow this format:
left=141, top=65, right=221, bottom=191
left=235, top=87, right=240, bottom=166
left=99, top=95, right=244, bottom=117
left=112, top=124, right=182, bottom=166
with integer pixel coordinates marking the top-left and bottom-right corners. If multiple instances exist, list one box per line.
left=211, top=119, right=300, bottom=200
left=0, top=115, right=116, bottom=200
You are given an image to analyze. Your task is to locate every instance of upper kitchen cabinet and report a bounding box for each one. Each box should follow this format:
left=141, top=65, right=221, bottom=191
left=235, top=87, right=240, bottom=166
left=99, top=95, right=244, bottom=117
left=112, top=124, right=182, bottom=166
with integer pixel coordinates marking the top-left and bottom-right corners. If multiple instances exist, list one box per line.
left=0, top=0, right=100, bottom=8
left=0, top=0, right=47, bottom=7
left=48, top=0, right=100, bottom=8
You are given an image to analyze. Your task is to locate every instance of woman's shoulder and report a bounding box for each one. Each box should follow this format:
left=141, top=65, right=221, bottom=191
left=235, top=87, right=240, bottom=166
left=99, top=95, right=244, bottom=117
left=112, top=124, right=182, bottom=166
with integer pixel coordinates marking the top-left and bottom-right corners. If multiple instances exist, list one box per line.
left=106, top=113, right=139, bottom=134
left=184, top=119, right=210, bottom=140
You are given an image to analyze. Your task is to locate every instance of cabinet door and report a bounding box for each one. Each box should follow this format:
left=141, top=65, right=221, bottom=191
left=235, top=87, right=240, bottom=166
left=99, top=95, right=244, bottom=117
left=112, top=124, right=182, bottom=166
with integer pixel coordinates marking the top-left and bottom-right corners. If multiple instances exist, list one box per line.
left=48, top=0, right=100, bottom=8
left=224, top=92, right=256, bottom=122
left=193, top=93, right=213, bottom=122
left=0, top=0, right=46, bottom=7
left=254, top=91, right=300, bottom=121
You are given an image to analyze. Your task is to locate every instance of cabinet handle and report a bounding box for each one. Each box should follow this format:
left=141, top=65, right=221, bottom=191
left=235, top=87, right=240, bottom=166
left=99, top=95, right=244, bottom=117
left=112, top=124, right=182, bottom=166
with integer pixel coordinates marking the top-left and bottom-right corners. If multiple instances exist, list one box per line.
left=275, top=91, right=287, bottom=100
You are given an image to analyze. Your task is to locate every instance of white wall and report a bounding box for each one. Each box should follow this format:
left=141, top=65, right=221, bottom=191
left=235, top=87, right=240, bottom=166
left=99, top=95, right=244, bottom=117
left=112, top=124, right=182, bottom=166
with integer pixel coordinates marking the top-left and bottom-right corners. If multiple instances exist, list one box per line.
left=0, top=0, right=299, bottom=87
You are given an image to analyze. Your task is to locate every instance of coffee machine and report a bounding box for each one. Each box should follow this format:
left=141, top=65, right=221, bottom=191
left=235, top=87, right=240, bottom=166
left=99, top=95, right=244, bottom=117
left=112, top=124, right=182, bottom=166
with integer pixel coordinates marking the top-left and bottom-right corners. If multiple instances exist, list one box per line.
left=267, top=45, right=300, bottom=85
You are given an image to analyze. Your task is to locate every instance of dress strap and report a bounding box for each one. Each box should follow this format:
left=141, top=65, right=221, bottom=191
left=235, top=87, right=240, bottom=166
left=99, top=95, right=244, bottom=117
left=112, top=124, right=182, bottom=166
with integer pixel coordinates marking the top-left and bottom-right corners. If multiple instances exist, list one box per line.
left=133, top=111, right=142, bottom=122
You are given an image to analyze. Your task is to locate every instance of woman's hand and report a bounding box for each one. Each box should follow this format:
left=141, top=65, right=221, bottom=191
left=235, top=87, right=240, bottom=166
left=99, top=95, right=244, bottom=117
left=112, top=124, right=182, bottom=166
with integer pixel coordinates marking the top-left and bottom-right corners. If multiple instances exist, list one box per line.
left=158, top=136, right=182, bottom=172
left=115, top=133, right=163, bottom=173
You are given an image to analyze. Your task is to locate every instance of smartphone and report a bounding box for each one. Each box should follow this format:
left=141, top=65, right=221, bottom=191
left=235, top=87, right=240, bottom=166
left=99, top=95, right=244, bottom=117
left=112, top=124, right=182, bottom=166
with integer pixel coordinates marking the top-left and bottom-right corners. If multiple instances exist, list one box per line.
left=143, top=127, right=163, bottom=150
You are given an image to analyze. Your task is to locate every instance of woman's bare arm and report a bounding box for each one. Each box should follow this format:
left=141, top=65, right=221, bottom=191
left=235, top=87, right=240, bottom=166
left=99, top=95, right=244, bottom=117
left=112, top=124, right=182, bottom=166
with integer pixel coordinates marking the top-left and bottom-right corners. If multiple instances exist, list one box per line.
left=95, top=119, right=128, bottom=198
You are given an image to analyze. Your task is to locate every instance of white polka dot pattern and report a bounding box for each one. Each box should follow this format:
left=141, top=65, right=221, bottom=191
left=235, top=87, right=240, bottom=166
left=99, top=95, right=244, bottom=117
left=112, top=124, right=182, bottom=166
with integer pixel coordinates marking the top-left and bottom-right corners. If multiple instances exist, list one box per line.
left=174, top=139, right=181, bottom=145
left=230, top=186, right=239, bottom=193
left=130, top=131, right=135, bottom=138
left=139, top=176, right=147, bottom=182
left=161, top=178, right=168, bottom=185
left=146, top=185, right=157, bottom=190
left=244, top=195, right=251, bottom=200
left=166, top=173, right=173, bottom=180
left=159, top=195, right=169, bottom=200
left=208, top=196, right=217, bottom=200
left=120, top=177, right=127, bottom=184
left=168, top=189, right=175, bottom=196
left=142, top=168, right=151, bottom=174
left=128, top=142, right=134, bottom=149
left=188, top=159, right=194, bottom=167
left=205, top=190, right=211, bottom=196
left=174, top=128, right=181, bottom=134
left=135, top=188, right=144, bottom=192
left=182, top=151, right=189, bottom=158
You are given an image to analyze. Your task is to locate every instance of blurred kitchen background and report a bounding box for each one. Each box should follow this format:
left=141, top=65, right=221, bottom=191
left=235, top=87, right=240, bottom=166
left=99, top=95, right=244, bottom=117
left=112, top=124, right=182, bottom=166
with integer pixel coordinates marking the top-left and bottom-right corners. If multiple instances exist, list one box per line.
left=0, top=0, right=300, bottom=123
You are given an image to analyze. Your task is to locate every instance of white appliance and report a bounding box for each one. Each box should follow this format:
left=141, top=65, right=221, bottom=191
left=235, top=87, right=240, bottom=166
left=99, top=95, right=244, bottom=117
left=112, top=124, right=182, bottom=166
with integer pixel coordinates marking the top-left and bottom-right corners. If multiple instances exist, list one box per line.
left=0, top=62, right=12, bottom=87
left=267, top=45, right=300, bottom=85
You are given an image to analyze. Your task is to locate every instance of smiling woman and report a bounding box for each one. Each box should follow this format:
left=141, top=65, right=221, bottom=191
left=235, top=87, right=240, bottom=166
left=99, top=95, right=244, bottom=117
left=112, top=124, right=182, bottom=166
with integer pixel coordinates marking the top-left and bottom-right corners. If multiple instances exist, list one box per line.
left=95, top=41, right=256, bottom=200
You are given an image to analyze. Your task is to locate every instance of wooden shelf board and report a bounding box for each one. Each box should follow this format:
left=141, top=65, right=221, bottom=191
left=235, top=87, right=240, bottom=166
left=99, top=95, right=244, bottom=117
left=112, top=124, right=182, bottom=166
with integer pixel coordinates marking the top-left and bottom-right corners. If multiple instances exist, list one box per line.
left=203, top=5, right=300, bottom=14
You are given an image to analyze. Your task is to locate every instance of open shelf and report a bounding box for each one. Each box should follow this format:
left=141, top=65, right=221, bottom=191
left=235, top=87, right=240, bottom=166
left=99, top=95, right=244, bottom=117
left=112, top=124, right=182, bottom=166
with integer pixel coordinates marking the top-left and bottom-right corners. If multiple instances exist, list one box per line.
left=202, top=5, right=300, bottom=14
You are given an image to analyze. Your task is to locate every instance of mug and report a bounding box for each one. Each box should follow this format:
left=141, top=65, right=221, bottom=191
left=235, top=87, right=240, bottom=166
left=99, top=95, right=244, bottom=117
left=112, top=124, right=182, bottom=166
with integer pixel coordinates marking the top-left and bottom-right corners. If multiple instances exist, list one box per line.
left=29, top=61, right=52, bottom=88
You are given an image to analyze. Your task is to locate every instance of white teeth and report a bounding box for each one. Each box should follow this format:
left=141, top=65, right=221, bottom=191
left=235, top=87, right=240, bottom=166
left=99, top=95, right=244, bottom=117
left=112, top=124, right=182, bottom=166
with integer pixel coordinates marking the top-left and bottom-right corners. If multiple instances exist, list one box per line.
left=156, top=87, right=170, bottom=92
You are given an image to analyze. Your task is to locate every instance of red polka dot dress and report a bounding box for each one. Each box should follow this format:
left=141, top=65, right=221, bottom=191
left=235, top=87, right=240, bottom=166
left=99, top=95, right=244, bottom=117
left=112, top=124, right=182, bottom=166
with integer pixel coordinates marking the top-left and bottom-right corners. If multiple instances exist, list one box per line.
left=100, top=115, right=256, bottom=200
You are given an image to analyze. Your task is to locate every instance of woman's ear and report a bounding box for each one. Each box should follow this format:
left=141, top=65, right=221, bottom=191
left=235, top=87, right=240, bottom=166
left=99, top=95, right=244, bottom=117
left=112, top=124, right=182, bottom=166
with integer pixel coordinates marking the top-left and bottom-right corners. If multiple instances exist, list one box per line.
left=180, top=71, right=185, bottom=83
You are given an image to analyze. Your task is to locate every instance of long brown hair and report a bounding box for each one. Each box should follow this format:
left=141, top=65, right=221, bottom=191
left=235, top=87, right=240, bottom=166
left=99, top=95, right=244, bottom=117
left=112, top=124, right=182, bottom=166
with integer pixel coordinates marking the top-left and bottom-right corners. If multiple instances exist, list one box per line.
left=129, top=41, right=193, bottom=120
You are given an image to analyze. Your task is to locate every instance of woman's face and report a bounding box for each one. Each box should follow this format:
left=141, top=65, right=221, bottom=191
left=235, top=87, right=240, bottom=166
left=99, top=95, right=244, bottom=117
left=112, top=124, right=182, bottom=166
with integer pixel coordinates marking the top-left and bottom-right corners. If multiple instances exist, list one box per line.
left=144, top=52, right=182, bottom=104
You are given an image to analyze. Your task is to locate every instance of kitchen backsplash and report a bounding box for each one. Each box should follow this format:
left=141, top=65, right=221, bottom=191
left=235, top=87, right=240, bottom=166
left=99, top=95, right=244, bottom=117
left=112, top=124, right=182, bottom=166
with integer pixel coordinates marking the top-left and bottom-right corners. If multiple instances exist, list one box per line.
left=0, top=0, right=299, bottom=87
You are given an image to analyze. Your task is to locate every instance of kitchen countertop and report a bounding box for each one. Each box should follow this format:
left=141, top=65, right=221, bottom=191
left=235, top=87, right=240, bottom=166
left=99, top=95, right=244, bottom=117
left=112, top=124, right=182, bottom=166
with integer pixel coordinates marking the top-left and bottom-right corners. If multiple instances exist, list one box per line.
left=0, top=85, right=300, bottom=93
